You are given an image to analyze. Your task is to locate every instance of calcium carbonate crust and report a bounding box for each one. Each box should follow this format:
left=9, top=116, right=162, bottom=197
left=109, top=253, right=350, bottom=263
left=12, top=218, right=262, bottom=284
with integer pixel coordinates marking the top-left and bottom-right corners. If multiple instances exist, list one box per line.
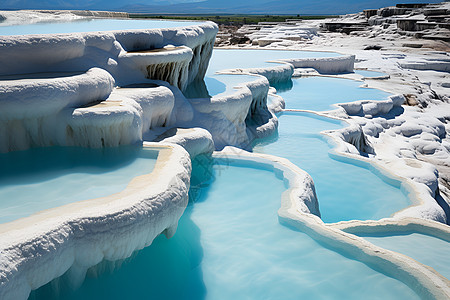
left=213, top=53, right=449, bottom=298
left=188, top=73, right=276, bottom=150
left=217, top=147, right=450, bottom=300
left=212, top=48, right=446, bottom=224
left=0, top=21, right=218, bottom=153
left=0, top=143, right=191, bottom=300
left=1, top=11, right=449, bottom=299
left=0, top=21, right=218, bottom=87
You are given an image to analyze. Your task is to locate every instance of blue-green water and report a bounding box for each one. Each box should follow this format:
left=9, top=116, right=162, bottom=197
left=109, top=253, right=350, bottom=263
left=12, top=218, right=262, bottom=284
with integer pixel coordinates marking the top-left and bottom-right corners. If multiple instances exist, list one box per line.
left=277, top=76, right=391, bottom=111
left=360, top=232, right=450, bottom=279
left=355, top=70, right=387, bottom=78
left=207, top=49, right=341, bottom=75
left=0, top=19, right=202, bottom=36
left=253, top=112, right=410, bottom=223
left=203, top=74, right=259, bottom=97
left=29, top=161, right=418, bottom=300
left=186, top=49, right=341, bottom=99
left=0, top=146, right=158, bottom=223
left=21, top=47, right=419, bottom=299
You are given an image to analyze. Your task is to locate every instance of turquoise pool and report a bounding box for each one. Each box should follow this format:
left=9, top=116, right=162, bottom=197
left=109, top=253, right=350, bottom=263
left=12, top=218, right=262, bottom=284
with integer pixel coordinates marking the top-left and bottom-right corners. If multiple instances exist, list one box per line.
left=0, top=19, right=202, bottom=36
left=185, top=74, right=259, bottom=98
left=13, top=46, right=427, bottom=299
left=253, top=112, right=411, bottom=223
left=29, top=158, right=419, bottom=300
left=359, top=232, right=450, bottom=279
left=355, top=70, right=387, bottom=78
left=276, top=76, right=391, bottom=111
left=0, top=146, right=158, bottom=223
left=186, top=49, right=341, bottom=99
left=207, top=49, right=341, bottom=75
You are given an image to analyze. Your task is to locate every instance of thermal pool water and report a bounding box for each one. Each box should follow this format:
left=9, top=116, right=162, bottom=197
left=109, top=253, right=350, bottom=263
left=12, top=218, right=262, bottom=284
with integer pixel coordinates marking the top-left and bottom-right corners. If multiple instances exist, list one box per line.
left=29, top=159, right=418, bottom=300
left=253, top=112, right=411, bottom=223
left=359, top=232, right=450, bottom=279
left=0, top=146, right=158, bottom=223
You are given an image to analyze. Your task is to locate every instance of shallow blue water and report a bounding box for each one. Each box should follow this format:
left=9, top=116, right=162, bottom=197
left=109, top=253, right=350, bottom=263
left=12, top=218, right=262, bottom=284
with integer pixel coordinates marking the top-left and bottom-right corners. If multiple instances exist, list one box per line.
left=0, top=146, right=158, bottom=223
left=360, top=232, right=450, bottom=279
left=204, top=74, right=259, bottom=97
left=207, top=49, right=341, bottom=75
left=278, top=76, right=391, bottom=111
left=0, top=18, right=202, bottom=36
left=186, top=49, right=341, bottom=99
left=29, top=160, right=418, bottom=300
left=253, top=112, right=411, bottom=223
left=355, top=70, right=387, bottom=78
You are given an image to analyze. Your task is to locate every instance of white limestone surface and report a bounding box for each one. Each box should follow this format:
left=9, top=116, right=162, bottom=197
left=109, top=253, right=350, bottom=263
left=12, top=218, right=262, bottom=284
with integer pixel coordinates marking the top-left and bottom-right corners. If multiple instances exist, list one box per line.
left=155, top=127, right=215, bottom=158
left=279, top=55, right=356, bottom=74
left=219, top=61, right=294, bottom=84
left=0, top=10, right=84, bottom=26
left=217, top=147, right=450, bottom=300
left=0, top=19, right=218, bottom=89
left=186, top=73, right=276, bottom=149
left=0, top=17, right=218, bottom=152
left=118, top=46, right=194, bottom=91
left=0, top=143, right=191, bottom=300
left=0, top=68, right=115, bottom=152
left=222, top=3, right=450, bottom=224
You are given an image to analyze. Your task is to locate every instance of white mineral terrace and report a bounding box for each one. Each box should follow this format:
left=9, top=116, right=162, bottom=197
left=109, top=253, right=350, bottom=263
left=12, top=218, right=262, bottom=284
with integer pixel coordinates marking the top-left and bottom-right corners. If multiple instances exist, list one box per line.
left=0, top=6, right=449, bottom=300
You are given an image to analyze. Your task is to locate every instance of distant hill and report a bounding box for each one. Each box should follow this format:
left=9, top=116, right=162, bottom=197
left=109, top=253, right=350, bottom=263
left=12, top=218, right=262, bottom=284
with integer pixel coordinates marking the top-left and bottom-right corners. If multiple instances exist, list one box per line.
left=0, top=0, right=443, bottom=15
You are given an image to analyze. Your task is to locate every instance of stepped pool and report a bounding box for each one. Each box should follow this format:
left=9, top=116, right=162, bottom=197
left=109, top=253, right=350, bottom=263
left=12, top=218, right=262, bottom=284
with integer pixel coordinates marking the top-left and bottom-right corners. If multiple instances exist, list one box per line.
left=29, top=158, right=419, bottom=300
left=274, top=76, right=392, bottom=111
left=185, top=49, right=342, bottom=99
left=4, top=44, right=434, bottom=299
left=358, top=232, right=450, bottom=280
left=354, top=69, right=387, bottom=78
left=0, top=146, right=158, bottom=223
left=207, top=49, right=341, bottom=74
left=253, top=111, right=411, bottom=223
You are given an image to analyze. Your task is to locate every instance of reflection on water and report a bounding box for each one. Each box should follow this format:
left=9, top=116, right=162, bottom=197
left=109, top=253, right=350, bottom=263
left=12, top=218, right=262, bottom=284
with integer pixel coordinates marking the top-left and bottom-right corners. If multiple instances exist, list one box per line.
left=30, top=155, right=418, bottom=300
left=281, top=76, right=391, bottom=111
left=0, top=146, right=158, bottom=223
left=29, top=204, right=206, bottom=300
left=253, top=112, right=410, bottom=223
left=359, top=232, right=450, bottom=280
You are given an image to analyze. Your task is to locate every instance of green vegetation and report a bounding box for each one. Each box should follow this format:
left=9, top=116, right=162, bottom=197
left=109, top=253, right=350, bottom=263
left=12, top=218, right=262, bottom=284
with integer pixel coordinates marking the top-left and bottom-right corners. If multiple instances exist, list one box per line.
left=129, top=14, right=336, bottom=25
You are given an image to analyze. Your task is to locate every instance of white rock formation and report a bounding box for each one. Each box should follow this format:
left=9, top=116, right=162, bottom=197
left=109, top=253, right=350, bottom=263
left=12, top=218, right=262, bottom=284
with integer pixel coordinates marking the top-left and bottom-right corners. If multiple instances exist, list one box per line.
left=188, top=74, right=274, bottom=149
left=1, top=5, right=450, bottom=299
left=0, top=14, right=220, bottom=299
left=0, top=18, right=218, bottom=153
left=279, top=55, right=355, bottom=74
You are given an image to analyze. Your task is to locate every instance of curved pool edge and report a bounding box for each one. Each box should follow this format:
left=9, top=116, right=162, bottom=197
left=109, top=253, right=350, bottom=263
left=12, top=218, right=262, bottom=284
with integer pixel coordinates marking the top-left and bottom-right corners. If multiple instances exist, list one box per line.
left=0, top=143, right=191, bottom=300
left=189, top=72, right=277, bottom=149
left=215, top=55, right=356, bottom=85
left=281, top=107, right=445, bottom=224
left=215, top=147, right=450, bottom=299
left=218, top=53, right=444, bottom=224
left=219, top=61, right=294, bottom=84
left=330, top=217, right=450, bottom=243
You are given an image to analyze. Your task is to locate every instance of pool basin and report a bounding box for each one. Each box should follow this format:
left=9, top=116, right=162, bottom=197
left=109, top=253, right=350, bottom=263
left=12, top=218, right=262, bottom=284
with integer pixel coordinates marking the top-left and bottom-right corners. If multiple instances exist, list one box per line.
left=359, top=232, right=450, bottom=279
left=29, top=157, right=419, bottom=300
left=277, top=76, right=391, bottom=111
left=253, top=111, right=411, bottom=223
left=0, top=146, right=158, bottom=223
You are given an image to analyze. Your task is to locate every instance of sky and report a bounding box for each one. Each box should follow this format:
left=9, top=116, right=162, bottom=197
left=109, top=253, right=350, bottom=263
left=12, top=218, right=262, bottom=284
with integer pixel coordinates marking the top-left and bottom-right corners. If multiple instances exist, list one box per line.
left=0, top=0, right=444, bottom=14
